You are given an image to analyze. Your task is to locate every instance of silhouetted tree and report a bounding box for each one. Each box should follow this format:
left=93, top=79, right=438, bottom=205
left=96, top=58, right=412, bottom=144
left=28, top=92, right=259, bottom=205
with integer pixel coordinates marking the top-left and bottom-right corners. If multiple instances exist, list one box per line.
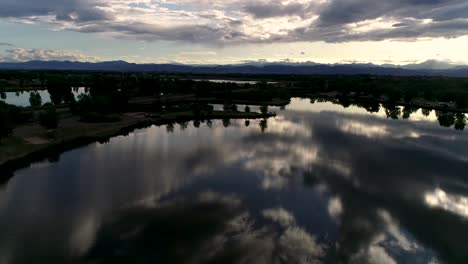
left=29, top=91, right=42, bottom=108
left=244, top=106, right=250, bottom=113
left=39, top=106, right=59, bottom=129
left=402, top=106, right=419, bottom=119
left=436, top=111, right=455, bottom=128
left=337, top=96, right=351, bottom=108
left=223, top=102, right=230, bottom=112
left=48, top=80, right=73, bottom=105
left=178, top=121, right=189, bottom=130
left=260, top=104, right=268, bottom=115
left=384, top=105, right=401, bottom=120
left=0, top=103, right=12, bottom=143
left=359, top=101, right=380, bottom=113
left=166, top=123, right=174, bottom=133
left=76, top=93, right=93, bottom=111
left=454, top=113, right=466, bottom=131
left=260, top=118, right=268, bottom=133
left=421, top=108, right=432, bottom=117
left=206, top=119, right=213, bottom=128
left=223, top=118, right=231, bottom=128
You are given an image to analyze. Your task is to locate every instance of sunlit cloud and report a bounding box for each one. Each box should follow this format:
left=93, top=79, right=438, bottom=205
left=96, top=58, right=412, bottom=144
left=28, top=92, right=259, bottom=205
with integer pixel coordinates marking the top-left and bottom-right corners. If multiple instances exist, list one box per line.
left=262, top=207, right=296, bottom=227
left=425, top=187, right=468, bottom=218
left=377, top=210, right=419, bottom=252
left=68, top=213, right=99, bottom=256
left=0, top=48, right=101, bottom=62
left=278, top=226, right=324, bottom=262
left=339, top=120, right=389, bottom=138
left=327, top=196, right=343, bottom=220
left=350, top=243, right=397, bottom=264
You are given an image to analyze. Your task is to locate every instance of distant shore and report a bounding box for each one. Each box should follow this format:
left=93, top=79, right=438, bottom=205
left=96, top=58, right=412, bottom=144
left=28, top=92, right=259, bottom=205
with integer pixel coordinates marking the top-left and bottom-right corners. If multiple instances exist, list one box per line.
left=307, top=92, right=468, bottom=114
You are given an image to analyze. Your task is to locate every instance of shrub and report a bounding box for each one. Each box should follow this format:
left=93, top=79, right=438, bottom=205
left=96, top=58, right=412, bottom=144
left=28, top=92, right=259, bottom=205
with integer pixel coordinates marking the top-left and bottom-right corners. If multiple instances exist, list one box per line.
left=0, top=103, right=12, bottom=143
left=39, top=107, right=59, bottom=129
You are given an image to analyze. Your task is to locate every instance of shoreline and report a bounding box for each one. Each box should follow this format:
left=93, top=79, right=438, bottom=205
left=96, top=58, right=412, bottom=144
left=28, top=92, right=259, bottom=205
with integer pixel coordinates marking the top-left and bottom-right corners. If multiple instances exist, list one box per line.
left=305, top=92, right=468, bottom=114
left=0, top=111, right=275, bottom=181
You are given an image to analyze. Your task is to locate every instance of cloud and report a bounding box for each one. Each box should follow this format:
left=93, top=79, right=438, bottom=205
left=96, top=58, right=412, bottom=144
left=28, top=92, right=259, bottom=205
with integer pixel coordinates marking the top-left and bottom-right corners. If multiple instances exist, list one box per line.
left=0, top=42, right=13, bottom=47
left=1, top=0, right=468, bottom=44
left=278, top=226, right=324, bottom=262
left=2, top=98, right=468, bottom=263
left=262, top=207, right=296, bottom=227
left=350, top=244, right=397, bottom=264
left=316, top=0, right=461, bottom=26
left=425, top=187, right=468, bottom=218
left=244, top=0, right=316, bottom=19
left=0, top=0, right=111, bottom=22
left=0, top=48, right=101, bottom=62
left=328, top=197, right=343, bottom=220
left=82, top=192, right=325, bottom=264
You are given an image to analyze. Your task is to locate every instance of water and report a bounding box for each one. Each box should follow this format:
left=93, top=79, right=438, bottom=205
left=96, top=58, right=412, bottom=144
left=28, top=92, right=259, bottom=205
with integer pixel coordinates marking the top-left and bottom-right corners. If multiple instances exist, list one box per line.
left=0, top=88, right=87, bottom=107
left=1, top=99, right=468, bottom=264
left=193, top=79, right=277, bottom=84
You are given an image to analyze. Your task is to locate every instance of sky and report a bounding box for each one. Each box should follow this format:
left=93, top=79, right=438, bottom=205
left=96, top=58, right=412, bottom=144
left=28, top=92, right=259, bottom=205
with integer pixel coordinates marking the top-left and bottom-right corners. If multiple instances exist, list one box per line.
left=0, top=0, right=468, bottom=65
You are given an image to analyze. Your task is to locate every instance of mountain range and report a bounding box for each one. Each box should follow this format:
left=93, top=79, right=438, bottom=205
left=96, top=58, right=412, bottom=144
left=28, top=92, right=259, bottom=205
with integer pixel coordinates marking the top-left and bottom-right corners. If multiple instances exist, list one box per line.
left=1, top=60, right=468, bottom=77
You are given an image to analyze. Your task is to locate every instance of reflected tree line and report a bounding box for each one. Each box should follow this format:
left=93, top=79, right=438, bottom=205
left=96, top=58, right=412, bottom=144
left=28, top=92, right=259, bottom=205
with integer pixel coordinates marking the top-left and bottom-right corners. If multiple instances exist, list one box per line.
left=2, top=72, right=468, bottom=144
left=312, top=97, right=468, bottom=131
left=163, top=104, right=270, bottom=133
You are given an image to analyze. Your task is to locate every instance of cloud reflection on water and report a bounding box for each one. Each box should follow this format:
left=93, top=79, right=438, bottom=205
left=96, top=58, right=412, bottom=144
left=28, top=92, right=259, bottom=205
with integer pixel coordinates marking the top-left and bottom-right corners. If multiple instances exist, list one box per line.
left=0, top=99, right=468, bottom=263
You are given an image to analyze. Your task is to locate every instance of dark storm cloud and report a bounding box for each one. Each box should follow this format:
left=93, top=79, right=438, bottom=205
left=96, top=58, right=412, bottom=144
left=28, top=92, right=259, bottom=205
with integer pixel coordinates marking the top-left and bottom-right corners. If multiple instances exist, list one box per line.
left=0, top=0, right=468, bottom=43
left=73, top=21, right=247, bottom=43
left=295, top=18, right=468, bottom=43
left=0, top=0, right=112, bottom=22
left=316, top=0, right=452, bottom=26
left=250, top=0, right=468, bottom=42
left=274, top=0, right=468, bottom=43
left=244, top=1, right=315, bottom=19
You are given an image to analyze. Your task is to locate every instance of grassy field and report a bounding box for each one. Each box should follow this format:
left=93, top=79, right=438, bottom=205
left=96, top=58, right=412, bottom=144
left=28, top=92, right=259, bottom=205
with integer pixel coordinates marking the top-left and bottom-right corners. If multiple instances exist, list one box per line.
left=0, top=114, right=148, bottom=166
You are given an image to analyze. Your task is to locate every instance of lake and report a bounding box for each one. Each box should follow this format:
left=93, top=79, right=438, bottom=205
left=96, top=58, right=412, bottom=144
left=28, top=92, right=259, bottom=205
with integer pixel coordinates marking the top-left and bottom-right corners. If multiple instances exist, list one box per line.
left=1, top=98, right=468, bottom=263
left=193, top=79, right=278, bottom=84
left=0, top=87, right=87, bottom=107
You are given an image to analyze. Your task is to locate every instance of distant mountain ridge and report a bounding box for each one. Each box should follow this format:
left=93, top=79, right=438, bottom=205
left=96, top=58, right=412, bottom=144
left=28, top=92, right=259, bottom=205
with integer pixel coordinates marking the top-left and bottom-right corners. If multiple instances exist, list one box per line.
left=1, top=60, right=468, bottom=77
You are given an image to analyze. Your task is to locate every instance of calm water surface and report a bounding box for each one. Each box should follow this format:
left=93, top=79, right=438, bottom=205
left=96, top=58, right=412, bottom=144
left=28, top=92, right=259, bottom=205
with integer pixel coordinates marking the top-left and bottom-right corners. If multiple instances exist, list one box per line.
left=193, top=79, right=277, bottom=84
left=1, top=99, right=468, bottom=264
left=0, top=88, right=87, bottom=107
